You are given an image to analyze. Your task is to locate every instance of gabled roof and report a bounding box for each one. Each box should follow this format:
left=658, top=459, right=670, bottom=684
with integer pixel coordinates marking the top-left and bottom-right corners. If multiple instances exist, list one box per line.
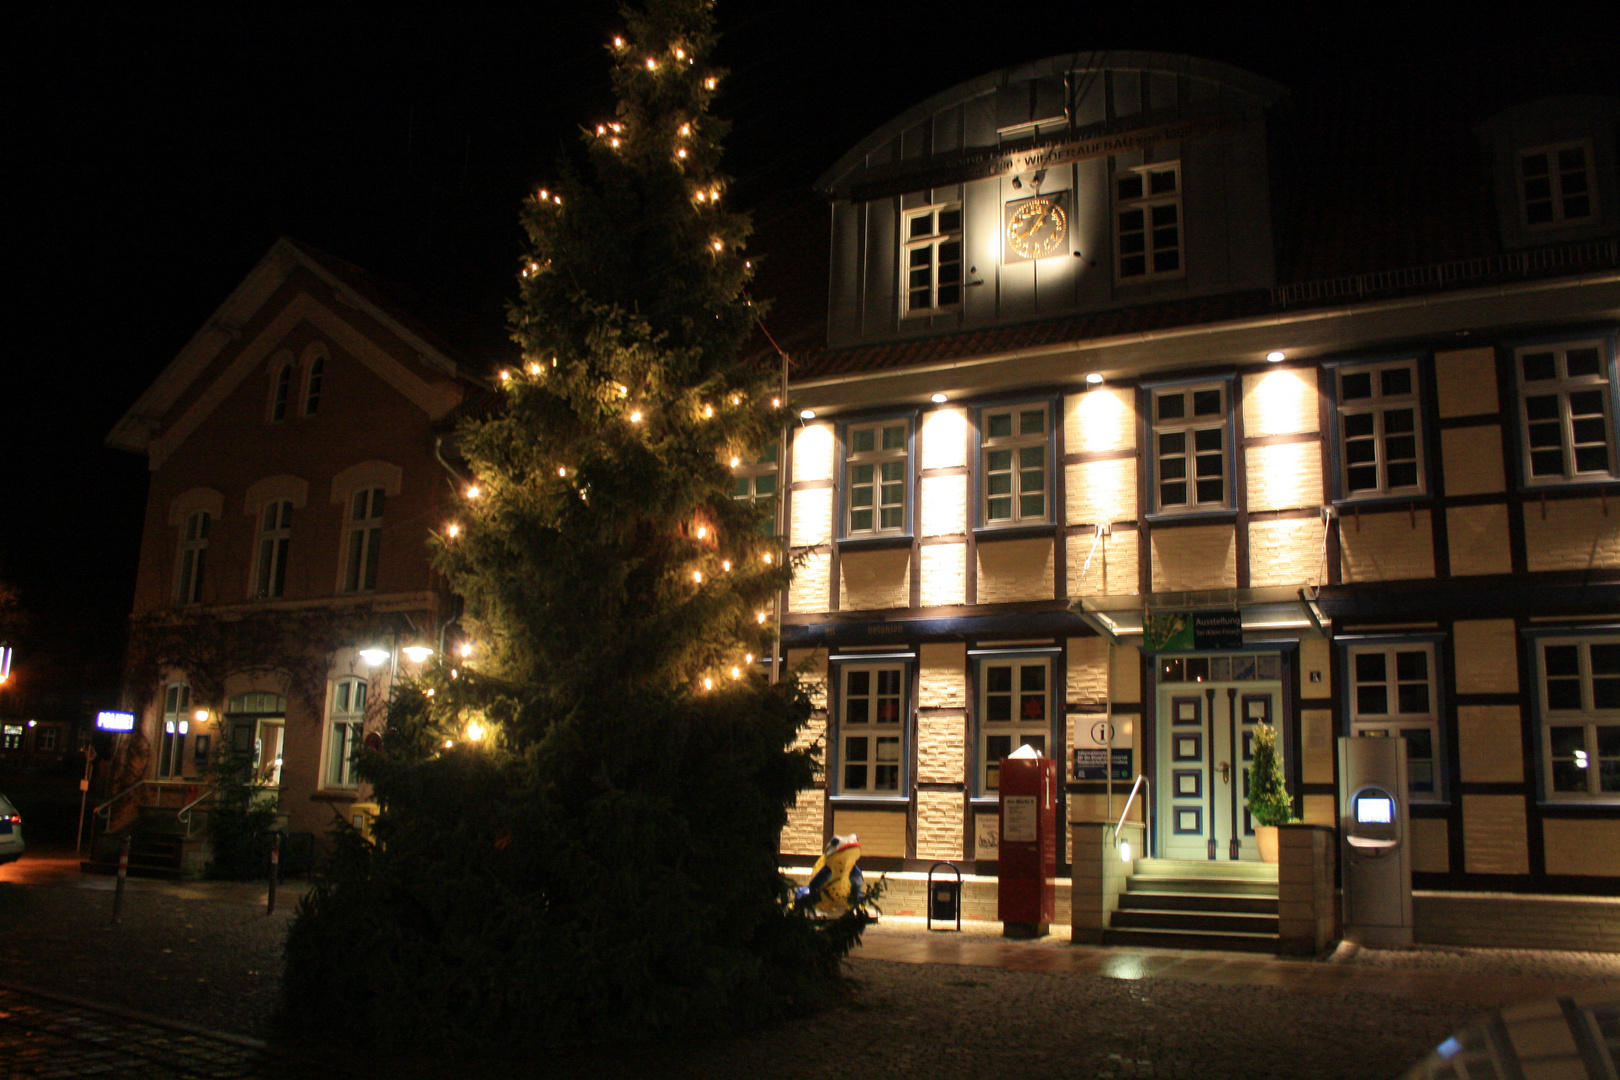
left=107, top=238, right=497, bottom=457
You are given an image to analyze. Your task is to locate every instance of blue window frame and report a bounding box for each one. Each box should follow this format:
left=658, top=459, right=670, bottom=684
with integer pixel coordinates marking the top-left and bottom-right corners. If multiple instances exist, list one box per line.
left=973, top=398, right=1056, bottom=531
left=1509, top=332, right=1620, bottom=488
left=829, top=654, right=913, bottom=799
left=970, top=648, right=1060, bottom=798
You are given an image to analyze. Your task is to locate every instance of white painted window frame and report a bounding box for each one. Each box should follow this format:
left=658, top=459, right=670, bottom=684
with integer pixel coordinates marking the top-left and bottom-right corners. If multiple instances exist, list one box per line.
left=254, top=499, right=293, bottom=599
left=1515, top=339, right=1616, bottom=486
left=1518, top=140, right=1598, bottom=229
left=324, top=676, right=367, bottom=789
left=1335, top=359, right=1426, bottom=500
left=175, top=509, right=211, bottom=606
left=1115, top=161, right=1183, bottom=282
left=342, top=487, right=384, bottom=593
left=1537, top=636, right=1620, bottom=803
left=844, top=419, right=909, bottom=537
left=837, top=662, right=907, bottom=796
left=1346, top=642, right=1443, bottom=802
left=901, top=203, right=963, bottom=317
left=979, top=403, right=1050, bottom=527
left=976, top=655, right=1051, bottom=796
left=1151, top=382, right=1230, bottom=514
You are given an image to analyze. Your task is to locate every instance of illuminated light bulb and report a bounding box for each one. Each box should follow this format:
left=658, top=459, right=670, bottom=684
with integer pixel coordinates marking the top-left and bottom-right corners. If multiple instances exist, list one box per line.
left=695, top=191, right=706, bottom=202
left=611, top=123, right=622, bottom=132
left=693, top=570, right=703, bottom=583
left=696, top=525, right=708, bottom=538
left=703, top=677, right=713, bottom=690
left=722, top=560, right=731, bottom=571
left=763, top=552, right=773, bottom=565
left=731, top=667, right=741, bottom=679
left=551, top=357, right=557, bottom=366
left=703, top=404, right=714, bottom=418
left=447, top=523, right=460, bottom=538
left=729, top=456, right=740, bottom=467
left=558, top=467, right=567, bottom=477
left=1086, top=372, right=1104, bottom=384
left=745, top=653, right=754, bottom=664
left=629, top=410, right=643, bottom=422
left=931, top=393, right=947, bottom=403
left=799, top=409, right=815, bottom=419
left=756, top=612, right=766, bottom=624
left=466, top=720, right=485, bottom=742
left=676, top=148, right=688, bottom=159
left=466, top=486, right=481, bottom=499
left=616, top=383, right=628, bottom=396
left=714, top=190, right=722, bottom=201
left=1267, top=350, right=1285, bottom=363
left=538, top=188, right=549, bottom=200
left=194, top=709, right=209, bottom=723
left=554, top=197, right=561, bottom=205
left=460, top=643, right=473, bottom=658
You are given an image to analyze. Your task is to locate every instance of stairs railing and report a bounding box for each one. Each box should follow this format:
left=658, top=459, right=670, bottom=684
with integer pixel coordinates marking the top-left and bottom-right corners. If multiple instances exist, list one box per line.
left=1113, top=774, right=1151, bottom=861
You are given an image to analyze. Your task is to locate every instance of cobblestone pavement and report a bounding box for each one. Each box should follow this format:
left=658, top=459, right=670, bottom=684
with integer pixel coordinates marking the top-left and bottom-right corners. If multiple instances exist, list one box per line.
left=3, top=852, right=1618, bottom=1079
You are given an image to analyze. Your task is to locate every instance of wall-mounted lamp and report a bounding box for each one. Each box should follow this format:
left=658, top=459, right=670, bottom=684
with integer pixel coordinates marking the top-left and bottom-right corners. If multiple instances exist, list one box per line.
left=402, top=645, right=434, bottom=664
left=1266, top=351, right=1286, bottom=363
left=799, top=409, right=816, bottom=419
left=1085, top=372, right=1104, bottom=385
left=931, top=393, right=948, bottom=403
left=359, top=646, right=390, bottom=667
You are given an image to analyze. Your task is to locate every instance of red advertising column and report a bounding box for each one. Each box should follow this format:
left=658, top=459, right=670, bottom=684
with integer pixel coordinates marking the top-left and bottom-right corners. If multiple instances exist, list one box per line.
left=996, top=751, right=1057, bottom=938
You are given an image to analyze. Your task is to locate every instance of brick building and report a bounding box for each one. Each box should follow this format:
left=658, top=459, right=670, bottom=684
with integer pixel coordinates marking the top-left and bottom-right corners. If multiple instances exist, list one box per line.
left=769, top=46, right=1620, bottom=945
left=104, top=239, right=493, bottom=849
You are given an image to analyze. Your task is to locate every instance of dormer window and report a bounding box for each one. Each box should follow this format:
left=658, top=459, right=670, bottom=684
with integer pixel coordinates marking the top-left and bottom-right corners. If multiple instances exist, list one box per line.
left=1520, top=142, right=1596, bottom=228
left=1116, top=163, right=1182, bottom=281
left=902, top=204, right=962, bottom=316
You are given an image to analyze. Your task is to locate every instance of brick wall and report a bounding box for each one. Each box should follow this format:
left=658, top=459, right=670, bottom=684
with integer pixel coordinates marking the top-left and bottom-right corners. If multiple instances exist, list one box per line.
left=1448, top=504, right=1513, bottom=576
left=1243, top=367, right=1319, bottom=436
left=789, top=486, right=833, bottom=548
left=834, top=808, right=907, bottom=858
left=1542, top=818, right=1620, bottom=877
left=1300, top=708, right=1334, bottom=784
left=919, top=544, right=967, bottom=607
left=916, top=790, right=964, bottom=860
left=1440, top=426, right=1506, bottom=494
left=1457, top=705, right=1525, bottom=782
left=1245, top=443, right=1324, bottom=513
left=1065, top=387, right=1135, bottom=453
left=1524, top=498, right=1620, bottom=572
left=977, top=537, right=1055, bottom=603
left=1066, top=528, right=1138, bottom=596
left=1340, top=508, right=1436, bottom=581
left=920, top=407, right=967, bottom=469
left=1151, top=522, right=1237, bottom=591
left=1415, top=893, right=1620, bottom=952
left=781, top=788, right=825, bottom=858
left=1453, top=620, right=1520, bottom=693
left=1434, top=347, right=1499, bottom=419
left=788, top=551, right=831, bottom=613
left=792, top=423, right=835, bottom=482
left=920, top=474, right=967, bottom=536
left=1065, top=458, right=1137, bottom=525
left=839, top=547, right=910, bottom=611
left=1462, top=794, right=1529, bottom=874
left=1410, top=817, right=1451, bottom=873
left=1249, top=516, right=1326, bottom=588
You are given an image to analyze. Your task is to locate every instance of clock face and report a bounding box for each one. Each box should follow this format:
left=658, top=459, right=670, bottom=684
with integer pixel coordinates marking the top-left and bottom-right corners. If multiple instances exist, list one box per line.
left=1005, top=194, right=1068, bottom=261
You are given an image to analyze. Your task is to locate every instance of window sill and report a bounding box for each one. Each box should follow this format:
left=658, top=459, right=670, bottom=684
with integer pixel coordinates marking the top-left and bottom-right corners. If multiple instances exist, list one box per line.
left=828, top=794, right=911, bottom=808
left=1143, top=508, right=1238, bottom=525
left=311, top=790, right=359, bottom=802
left=1332, top=493, right=1431, bottom=510
left=1537, top=797, right=1620, bottom=810
left=972, top=523, right=1056, bottom=543
left=836, top=533, right=914, bottom=552
left=1518, top=475, right=1620, bottom=493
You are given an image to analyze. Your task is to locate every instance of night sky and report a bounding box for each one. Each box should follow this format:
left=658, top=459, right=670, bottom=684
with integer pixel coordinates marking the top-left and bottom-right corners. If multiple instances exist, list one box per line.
left=8, top=1, right=1613, bottom=711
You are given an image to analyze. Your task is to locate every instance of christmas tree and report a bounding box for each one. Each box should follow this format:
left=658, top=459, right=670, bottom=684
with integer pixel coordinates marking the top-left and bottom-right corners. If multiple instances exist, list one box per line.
left=283, top=0, right=861, bottom=1050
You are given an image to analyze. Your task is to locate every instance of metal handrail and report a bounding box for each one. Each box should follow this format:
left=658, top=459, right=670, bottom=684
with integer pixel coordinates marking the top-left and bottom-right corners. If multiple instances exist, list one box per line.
left=1114, top=774, right=1151, bottom=860
left=176, top=785, right=219, bottom=838
left=92, top=779, right=150, bottom=821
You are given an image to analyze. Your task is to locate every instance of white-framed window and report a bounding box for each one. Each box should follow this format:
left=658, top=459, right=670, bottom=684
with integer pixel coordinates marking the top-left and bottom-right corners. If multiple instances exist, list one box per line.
left=254, top=499, right=293, bottom=599
left=902, top=204, right=963, bottom=316
left=269, top=362, right=293, bottom=422
left=175, top=509, right=211, bottom=606
left=2, top=726, right=21, bottom=751
left=343, top=488, right=384, bottom=593
left=303, top=354, right=325, bottom=417
left=1520, top=141, right=1597, bottom=228
left=977, top=656, right=1050, bottom=794
left=844, top=419, right=909, bottom=536
left=980, top=403, right=1050, bottom=526
left=1347, top=641, right=1443, bottom=801
left=731, top=442, right=779, bottom=535
left=325, top=677, right=366, bottom=789
left=1151, top=382, right=1230, bottom=513
left=1516, top=339, right=1615, bottom=484
left=1115, top=162, right=1181, bottom=280
left=837, top=662, right=907, bottom=795
left=36, top=727, right=58, bottom=752
left=158, top=682, right=191, bottom=779
left=1336, top=360, right=1425, bottom=499
left=1537, top=637, right=1620, bottom=801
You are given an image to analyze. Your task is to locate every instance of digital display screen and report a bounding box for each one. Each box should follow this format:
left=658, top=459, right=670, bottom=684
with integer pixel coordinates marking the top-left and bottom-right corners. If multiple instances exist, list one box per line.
left=1356, top=796, right=1393, bottom=824
left=96, top=710, right=136, bottom=732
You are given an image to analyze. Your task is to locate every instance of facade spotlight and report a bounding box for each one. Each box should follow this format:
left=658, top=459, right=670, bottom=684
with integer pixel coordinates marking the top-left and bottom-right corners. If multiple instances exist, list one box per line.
left=799, top=409, right=816, bottom=419
left=359, top=647, right=390, bottom=667
left=931, top=393, right=948, bottom=403
left=1085, top=372, right=1104, bottom=384
left=1267, top=351, right=1285, bottom=363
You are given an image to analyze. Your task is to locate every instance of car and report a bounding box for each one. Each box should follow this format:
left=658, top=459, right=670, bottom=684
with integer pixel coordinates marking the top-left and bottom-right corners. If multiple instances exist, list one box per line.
left=0, top=792, right=23, bottom=864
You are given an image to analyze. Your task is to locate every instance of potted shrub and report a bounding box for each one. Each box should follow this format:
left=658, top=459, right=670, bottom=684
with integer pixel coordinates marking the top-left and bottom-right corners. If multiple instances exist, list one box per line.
left=1246, top=722, right=1292, bottom=863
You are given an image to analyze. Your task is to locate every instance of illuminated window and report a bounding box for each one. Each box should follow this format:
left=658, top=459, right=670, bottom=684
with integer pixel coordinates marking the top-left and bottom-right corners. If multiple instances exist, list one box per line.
left=175, top=510, right=211, bottom=606
left=1516, top=339, right=1615, bottom=484
left=843, top=419, right=909, bottom=537
left=2, top=726, right=20, bottom=751
left=977, top=656, right=1050, bottom=795
left=303, top=353, right=325, bottom=417
left=343, top=488, right=384, bottom=593
left=979, top=403, right=1050, bottom=526
left=1115, top=162, right=1181, bottom=280
left=836, top=662, right=908, bottom=796
left=1335, top=359, right=1425, bottom=499
left=158, top=683, right=191, bottom=779
left=731, top=442, right=778, bottom=535
left=902, top=204, right=963, bottom=316
left=1150, top=382, right=1230, bottom=514
left=269, top=361, right=293, bottom=422
left=254, top=499, right=293, bottom=599
left=1536, top=637, right=1620, bottom=802
left=325, top=677, right=366, bottom=789
left=1520, top=142, right=1596, bottom=228
left=1346, top=641, right=1443, bottom=802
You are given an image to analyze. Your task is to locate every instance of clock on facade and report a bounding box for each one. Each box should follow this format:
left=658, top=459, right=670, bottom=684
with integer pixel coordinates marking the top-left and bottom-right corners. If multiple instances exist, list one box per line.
left=1004, top=193, right=1069, bottom=261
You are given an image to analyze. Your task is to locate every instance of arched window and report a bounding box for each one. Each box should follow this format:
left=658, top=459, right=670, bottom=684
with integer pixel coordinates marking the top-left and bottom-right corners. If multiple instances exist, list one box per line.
left=303, top=353, right=325, bottom=416
left=270, top=362, right=293, bottom=422
left=254, top=499, right=293, bottom=599
left=343, top=487, right=385, bottom=592
left=175, top=509, right=210, bottom=606
left=158, top=683, right=192, bottom=779
left=325, top=677, right=366, bottom=788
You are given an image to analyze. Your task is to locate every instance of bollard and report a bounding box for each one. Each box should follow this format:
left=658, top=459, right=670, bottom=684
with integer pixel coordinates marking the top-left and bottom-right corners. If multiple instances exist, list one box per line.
left=267, top=833, right=280, bottom=915
left=111, top=835, right=130, bottom=925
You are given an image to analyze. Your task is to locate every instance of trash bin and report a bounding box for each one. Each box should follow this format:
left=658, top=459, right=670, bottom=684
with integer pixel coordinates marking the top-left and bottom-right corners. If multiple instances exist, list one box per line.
left=927, top=861, right=962, bottom=931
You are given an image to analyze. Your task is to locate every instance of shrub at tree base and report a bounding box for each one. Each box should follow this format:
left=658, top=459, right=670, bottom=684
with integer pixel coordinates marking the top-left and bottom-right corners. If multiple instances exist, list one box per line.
left=284, top=0, right=866, bottom=1048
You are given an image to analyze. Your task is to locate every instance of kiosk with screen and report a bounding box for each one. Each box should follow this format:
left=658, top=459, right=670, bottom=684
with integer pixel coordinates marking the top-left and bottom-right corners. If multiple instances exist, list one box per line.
left=1337, top=736, right=1413, bottom=945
